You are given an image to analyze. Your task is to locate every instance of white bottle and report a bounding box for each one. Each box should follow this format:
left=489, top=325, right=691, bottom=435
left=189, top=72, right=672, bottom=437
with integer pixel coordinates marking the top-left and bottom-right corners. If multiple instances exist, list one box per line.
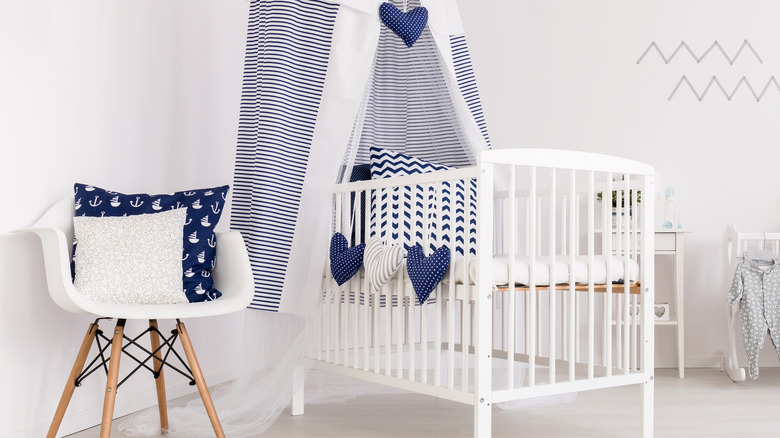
left=662, top=187, right=675, bottom=229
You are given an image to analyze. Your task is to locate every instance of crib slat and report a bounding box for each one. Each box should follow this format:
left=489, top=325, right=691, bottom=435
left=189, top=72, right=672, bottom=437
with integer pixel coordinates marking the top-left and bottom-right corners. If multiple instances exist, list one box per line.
left=410, top=293, right=416, bottom=382
left=528, top=166, right=537, bottom=387
left=343, top=284, right=348, bottom=366
left=324, top=280, right=331, bottom=363
left=385, top=283, right=392, bottom=376
left=549, top=168, right=557, bottom=384
left=623, top=175, right=631, bottom=375
left=431, top=185, right=443, bottom=386
left=447, top=183, right=456, bottom=390
left=631, top=187, right=638, bottom=371
left=507, top=167, right=517, bottom=389
left=587, top=171, right=595, bottom=380
left=605, top=173, right=613, bottom=377
left=396, top=271, right=404, bottom=378
left=360, top=190, right=370, bottom=371
left=568, top=169, right=576, bottom=382
left=525, top=195, right=530, bottom=364
left=433, top=183, right=442, bottom=386
left=461, top=300, right=470, bottom=392
left=461, top=177, right=471, bottom=393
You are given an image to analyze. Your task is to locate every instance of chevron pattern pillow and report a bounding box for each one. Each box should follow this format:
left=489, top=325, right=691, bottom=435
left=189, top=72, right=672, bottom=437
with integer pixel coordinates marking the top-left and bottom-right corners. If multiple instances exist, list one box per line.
left=368, top=146, right=476, bottom=256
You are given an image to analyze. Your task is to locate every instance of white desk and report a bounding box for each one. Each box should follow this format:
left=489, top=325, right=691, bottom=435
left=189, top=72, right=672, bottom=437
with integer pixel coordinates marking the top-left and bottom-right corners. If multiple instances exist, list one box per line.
left=654, top=229, right=690, bottom=378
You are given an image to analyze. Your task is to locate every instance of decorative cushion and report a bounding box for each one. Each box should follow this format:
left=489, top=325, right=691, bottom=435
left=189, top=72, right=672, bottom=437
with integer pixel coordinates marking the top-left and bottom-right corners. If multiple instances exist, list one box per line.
left=368, top=146, right=476, bottom=256
left=72, top=208, right=188, bottom=305
left=330, top=233, right=366, bottom=286
left=73, top=183, right=229, bottom=302
left=379, top=2, right=429, bottom=48
left=364, top=237, right=404, bottom=291
left=406, top=243, right=450, bottom=304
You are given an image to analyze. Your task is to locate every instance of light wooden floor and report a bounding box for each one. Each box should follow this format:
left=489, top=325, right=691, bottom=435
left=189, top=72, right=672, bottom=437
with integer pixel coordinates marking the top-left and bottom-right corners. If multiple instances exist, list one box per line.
left=69, top=367, right=780, bottom=437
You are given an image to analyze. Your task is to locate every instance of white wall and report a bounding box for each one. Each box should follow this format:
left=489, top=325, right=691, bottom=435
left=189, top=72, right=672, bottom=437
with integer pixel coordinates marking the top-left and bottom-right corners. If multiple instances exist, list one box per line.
left=0, top=1, right=248, bottom=436
left=457, top=0, right=780, bottom=367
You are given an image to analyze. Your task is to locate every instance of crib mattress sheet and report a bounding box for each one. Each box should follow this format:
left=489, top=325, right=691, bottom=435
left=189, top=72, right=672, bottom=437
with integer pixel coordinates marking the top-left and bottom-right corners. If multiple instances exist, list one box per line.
left=449, top=255, right=639, bottom=286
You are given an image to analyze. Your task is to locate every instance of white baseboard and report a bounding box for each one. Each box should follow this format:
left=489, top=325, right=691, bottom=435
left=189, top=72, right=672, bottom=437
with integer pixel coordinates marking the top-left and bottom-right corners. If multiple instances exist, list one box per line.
left=6, top=368, right=236, bottom=438
left=655, top=354, right=780, bottom=370
left=654, top=355, right=723, bottom=369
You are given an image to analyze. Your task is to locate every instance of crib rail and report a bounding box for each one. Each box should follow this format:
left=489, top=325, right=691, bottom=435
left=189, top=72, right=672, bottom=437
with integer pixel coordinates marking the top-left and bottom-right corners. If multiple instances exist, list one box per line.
left=311, top=149, right=655, bottom=437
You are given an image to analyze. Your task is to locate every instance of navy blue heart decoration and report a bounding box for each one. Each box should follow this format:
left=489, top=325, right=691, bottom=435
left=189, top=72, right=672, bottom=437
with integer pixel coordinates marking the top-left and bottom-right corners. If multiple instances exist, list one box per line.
left=379, top=2, right=429, bottom=48
left=406, top=243, right=450, bottom=304
left=330, top=233, right=366, bottom=286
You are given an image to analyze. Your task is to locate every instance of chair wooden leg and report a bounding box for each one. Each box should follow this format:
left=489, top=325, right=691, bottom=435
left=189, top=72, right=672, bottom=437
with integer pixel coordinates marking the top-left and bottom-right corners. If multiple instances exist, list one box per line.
left=149, top=319, right=169, bottom=433
left=47, top=322, right=99, bottom=438
left=100, top=319, right=126, bottom=438
left=176, top=320, right=225, bottom=438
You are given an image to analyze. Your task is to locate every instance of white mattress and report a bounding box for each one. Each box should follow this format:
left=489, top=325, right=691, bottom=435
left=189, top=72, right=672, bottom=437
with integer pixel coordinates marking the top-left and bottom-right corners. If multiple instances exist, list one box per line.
left=339, top=255, right=639, bottom=290
left=449, top=255, right=639, bottom=286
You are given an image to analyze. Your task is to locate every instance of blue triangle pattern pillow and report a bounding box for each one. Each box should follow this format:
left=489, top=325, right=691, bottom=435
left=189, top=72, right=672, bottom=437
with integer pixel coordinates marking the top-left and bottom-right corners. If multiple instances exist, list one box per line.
left=368, top=146, right=476, bottom=256
left=73, top=183, right=229, bottom=302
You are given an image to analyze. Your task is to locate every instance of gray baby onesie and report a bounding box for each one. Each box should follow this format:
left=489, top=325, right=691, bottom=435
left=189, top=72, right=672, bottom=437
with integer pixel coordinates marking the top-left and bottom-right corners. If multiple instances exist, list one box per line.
left=728, top=257, right=780, bottom=379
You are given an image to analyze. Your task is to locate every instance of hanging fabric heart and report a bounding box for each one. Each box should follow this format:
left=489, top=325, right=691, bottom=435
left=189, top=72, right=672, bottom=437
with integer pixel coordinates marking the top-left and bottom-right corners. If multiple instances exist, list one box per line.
left=330, top=233, right=366, bottom=286
left=379, top=2, right=429, bottom=48
left=364, top=237, right=404, bottom=291
left=406, top=243, right=450, bottom=304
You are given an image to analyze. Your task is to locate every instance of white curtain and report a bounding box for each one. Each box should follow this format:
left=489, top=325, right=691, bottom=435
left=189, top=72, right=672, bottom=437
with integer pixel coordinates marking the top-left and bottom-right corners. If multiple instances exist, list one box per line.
left=120, top=0, right=492, bottom=435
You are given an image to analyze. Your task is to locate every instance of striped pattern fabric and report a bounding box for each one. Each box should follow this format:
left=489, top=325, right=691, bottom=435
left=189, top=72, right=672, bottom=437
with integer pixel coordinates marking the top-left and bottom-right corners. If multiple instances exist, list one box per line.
left=231, top=0, right=339, bottom=311
left=369, top=147, right=477, bottom=256
left=348, top=0, right=476, bottom=170
left=450, top=34, right=492, bottom=148
left=364, top=237, right=404, bottom=291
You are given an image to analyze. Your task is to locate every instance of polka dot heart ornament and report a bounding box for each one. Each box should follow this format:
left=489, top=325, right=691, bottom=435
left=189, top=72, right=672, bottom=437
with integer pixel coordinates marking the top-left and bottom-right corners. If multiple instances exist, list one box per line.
left=406, top=243, right=450, bottom=304
left=379, top=2, right=429, bottom=48
left=330, top=233, right=366, bottom=286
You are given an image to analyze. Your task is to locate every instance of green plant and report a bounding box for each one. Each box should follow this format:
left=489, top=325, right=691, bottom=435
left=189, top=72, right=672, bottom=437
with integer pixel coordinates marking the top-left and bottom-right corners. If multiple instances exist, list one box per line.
left=597, top=189, right=641, bottom=208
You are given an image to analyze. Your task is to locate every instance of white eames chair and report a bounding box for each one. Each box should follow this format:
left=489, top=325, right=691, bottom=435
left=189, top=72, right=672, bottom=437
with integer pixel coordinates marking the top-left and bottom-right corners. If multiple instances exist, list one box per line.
left=16, top=198, right=254, bottom=437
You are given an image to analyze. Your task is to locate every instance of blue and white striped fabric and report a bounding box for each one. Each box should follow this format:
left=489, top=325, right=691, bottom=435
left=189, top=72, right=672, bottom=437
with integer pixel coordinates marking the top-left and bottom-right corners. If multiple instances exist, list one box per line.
left=231, top=0, right=339, bottom=311
left=369, top=146, right=476, bottom=256
left=232, top=0, right=490, bottom=312
left=450, top=34, right=492, bottom=149
left=348, top=0, right=476, bottom=170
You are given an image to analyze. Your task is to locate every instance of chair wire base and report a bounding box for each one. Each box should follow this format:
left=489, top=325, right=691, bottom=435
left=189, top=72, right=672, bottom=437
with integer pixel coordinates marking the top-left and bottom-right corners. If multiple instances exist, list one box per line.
left=74, top=317, right=197, bottom=390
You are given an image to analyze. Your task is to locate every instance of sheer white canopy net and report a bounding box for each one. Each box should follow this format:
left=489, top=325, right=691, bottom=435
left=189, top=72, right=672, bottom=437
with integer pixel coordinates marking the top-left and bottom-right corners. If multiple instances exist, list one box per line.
left=118, top=1, right=571, bottom=436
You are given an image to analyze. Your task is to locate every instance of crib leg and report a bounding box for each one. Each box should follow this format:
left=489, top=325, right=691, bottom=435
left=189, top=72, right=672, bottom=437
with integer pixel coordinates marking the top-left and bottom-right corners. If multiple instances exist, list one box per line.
left=474, top=399, right=492, bottom=438
left=291, top=366, right=305, bottom=416
left=640, top=377, right=654, bottom=437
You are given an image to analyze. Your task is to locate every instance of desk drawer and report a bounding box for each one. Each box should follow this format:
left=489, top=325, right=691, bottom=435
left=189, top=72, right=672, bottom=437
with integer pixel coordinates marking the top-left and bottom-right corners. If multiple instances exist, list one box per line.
left=655, top=233, right=676, bottom=251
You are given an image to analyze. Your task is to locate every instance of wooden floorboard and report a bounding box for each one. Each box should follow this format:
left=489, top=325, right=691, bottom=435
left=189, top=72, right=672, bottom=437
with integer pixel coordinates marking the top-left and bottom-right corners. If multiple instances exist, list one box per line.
left=67, top=367, right=780, bottom=437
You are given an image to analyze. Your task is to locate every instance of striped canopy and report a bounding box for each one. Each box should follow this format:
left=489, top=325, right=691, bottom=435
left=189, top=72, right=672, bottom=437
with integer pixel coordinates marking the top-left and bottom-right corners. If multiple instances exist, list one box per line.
left=231, top=0, right=491, bottom=313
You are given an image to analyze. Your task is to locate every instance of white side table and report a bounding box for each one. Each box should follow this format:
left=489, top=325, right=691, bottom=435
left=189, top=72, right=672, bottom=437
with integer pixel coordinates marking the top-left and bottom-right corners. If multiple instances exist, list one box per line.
left=654, top=229, right=690, bottom=378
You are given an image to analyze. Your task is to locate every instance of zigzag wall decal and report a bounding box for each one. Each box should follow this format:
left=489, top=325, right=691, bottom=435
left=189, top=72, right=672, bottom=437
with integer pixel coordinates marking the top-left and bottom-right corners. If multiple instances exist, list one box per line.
left=668, top=75, right=780, bottom=102
left=637, top=40, right=763, bottom=65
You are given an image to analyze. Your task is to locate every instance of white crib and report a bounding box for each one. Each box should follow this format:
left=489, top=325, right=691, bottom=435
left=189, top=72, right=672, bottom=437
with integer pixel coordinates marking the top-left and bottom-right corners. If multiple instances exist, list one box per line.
left=723, top=224, right=780, bottom=382
left=302, top=149, right=655, bottom=437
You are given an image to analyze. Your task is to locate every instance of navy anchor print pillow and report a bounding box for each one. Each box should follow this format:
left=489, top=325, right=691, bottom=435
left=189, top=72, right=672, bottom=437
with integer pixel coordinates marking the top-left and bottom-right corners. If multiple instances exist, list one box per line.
left=73, top=183, right=229, bottom=302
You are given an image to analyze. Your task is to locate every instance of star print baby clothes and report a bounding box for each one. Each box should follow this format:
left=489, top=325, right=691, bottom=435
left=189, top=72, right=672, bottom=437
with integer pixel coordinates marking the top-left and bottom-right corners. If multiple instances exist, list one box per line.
left=728, top=256, right=780, bottom=379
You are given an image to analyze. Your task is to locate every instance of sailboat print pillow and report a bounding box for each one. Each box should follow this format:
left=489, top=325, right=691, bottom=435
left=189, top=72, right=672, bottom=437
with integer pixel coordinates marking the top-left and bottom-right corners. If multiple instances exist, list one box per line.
left=73, top=183, right=229, bottom=302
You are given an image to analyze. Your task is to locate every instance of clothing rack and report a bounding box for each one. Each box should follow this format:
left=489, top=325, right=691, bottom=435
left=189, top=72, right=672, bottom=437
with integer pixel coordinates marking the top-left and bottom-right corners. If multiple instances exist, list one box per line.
left=723, top=224, right=780, bottom=381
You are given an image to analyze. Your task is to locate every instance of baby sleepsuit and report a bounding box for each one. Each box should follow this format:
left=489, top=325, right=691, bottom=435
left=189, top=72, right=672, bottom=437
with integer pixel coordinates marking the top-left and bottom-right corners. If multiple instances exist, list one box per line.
left=728, top=257, right=780, bottom=379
